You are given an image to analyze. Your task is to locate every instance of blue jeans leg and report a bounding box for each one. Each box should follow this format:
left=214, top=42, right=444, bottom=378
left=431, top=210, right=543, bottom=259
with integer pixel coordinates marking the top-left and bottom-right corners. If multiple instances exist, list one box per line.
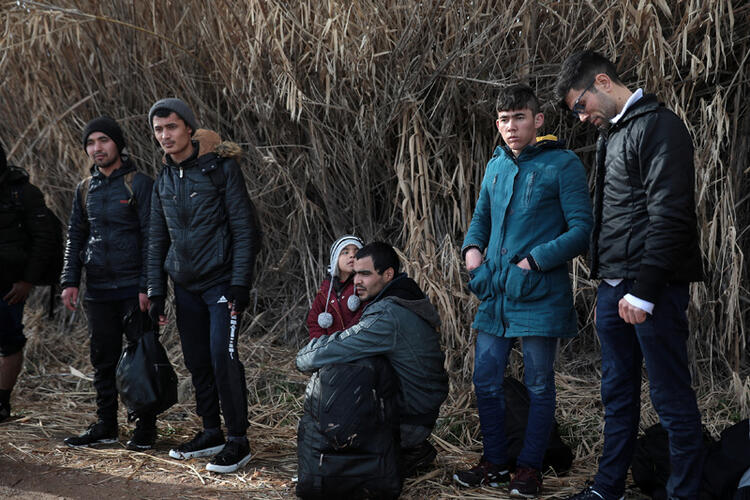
left=637, top=285, right=702, bottom=499
left=593, top=281, right=643, bottom=499
left=473, top=332, right=558, bottom=469
left=474, top=332, right=512, bottom=465
left=517, top=336, right=558, bottom=470
left=594, top=281, right=703, bottom=500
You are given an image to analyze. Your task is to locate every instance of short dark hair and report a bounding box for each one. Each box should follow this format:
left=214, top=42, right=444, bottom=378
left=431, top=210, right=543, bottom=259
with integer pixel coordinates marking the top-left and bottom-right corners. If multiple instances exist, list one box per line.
left=496, top=84, right=540, bottom=115
left=356, top=242, right=400, bottom=275
left=152, top=107, right=178, bottom=119
left=555, top=50, right=623, bottom=102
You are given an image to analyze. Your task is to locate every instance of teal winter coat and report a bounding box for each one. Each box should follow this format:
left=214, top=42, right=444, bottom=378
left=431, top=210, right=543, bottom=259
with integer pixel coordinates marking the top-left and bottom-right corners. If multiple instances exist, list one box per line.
left=462, top=138, right=593, bottom=338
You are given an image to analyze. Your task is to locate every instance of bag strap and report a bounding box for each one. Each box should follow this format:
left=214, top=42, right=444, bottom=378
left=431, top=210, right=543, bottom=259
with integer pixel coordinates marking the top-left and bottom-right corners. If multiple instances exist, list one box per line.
left=78, top=171, right=137, bottom=219
left=201, top=157, right=227, bottom=196
left=77, top=176, right=92, bottom=220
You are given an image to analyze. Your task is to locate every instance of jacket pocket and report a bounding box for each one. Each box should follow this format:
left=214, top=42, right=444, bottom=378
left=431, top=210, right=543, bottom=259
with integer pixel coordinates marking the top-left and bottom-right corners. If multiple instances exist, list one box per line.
left=504, top=264, right=548, bottom=302
left=468, top=260, right=495, bottom=300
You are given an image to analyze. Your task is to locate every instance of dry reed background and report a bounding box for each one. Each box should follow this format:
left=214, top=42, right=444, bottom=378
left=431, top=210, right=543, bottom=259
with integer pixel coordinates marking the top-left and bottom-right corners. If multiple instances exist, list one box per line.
left=1, top=1, right=749, bottom=498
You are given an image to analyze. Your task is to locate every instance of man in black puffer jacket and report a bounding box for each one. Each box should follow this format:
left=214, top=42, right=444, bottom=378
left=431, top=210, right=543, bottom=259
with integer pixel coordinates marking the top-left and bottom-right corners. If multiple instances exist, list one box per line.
left=61, top=116, right=156, bottom=450
left=0, top=144, right=56, bottom=423
left=147, top=98, right=261, bottom=474
left=556, top=51, right=704, bottom=500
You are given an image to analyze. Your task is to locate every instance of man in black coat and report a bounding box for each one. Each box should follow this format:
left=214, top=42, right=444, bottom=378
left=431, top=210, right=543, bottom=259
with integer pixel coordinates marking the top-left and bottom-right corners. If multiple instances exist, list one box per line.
left=0, top=144, right=56, bottom=422
left=555, top=51, right=704, bottom=500
left=147, top=98, right=261, bottom=474
left=61, top=117, right=156, bottom=449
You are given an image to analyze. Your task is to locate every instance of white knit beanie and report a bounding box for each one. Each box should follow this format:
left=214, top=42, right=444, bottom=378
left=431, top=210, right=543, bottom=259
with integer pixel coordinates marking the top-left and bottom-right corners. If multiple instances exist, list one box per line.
left=328, top=235, right=364, bottom=278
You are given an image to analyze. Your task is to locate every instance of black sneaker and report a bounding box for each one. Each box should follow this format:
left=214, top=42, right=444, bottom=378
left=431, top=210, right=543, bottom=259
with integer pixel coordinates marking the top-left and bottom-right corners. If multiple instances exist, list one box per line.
left=64, top=421, right=118, bottom=447
left=453, top=457, right=511, bottom=487
left=169, top=430, right=225, bottom=459
left=205, top=438, right=252, bottom=473
left=509, top=466, right=542, bottom=497
left=401, top=440, right=438, bottom=478
left=126, top=417, right=157, bottom=450
left=564, top=486, right=624, bottom=500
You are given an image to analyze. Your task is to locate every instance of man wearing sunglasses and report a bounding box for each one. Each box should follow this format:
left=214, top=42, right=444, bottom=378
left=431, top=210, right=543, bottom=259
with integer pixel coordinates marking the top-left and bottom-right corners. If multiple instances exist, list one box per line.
left=555, top=51, right=704, bottom=500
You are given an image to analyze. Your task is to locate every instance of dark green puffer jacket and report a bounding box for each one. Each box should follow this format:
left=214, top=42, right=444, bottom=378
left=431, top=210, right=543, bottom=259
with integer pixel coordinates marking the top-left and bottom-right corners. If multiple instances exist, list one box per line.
left=148, top=129, right=261, bottom=296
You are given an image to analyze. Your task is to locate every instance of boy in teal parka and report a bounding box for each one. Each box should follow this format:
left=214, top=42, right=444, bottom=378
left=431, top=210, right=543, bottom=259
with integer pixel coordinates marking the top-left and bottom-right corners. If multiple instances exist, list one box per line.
left=454, top=85, right=592, bottom=497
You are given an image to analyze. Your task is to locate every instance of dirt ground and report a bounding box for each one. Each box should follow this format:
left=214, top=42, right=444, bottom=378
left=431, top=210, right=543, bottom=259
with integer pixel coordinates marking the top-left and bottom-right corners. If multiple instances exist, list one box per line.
left=0, top=305, right=733, bottom=499
left=0, top=374, right=655, bottom=500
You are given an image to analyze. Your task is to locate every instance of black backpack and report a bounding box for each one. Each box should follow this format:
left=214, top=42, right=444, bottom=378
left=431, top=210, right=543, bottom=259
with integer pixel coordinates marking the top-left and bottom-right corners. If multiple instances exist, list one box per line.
left=503, top=376, right=574, bottom=474
left=6, top=172, right=64, bottom=317
left=631, top=420, right=749, bottom=500
left=8, top=177, right=64, bottom=287
left=296, top=356, right=402, bottom=500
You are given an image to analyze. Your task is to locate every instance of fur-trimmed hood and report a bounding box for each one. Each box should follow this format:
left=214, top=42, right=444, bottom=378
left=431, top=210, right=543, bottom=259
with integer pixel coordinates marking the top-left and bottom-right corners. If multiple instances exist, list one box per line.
left=163, top=128, right=243, bottom=164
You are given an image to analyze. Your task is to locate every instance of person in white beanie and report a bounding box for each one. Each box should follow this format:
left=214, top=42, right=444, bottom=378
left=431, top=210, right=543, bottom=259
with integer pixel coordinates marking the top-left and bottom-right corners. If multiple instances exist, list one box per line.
left=306, top=235, right=364, bottom=339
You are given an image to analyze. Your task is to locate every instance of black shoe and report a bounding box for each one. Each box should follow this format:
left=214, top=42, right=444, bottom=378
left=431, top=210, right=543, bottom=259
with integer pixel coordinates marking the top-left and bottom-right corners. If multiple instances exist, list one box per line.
left=0, top=401, right=9, bottom=422
left=564, top=486, right=624, bottom=500
left=126, top=417, right=157, bottom=450
left=401, top=440, right=438, bottom=478
left=64, top=421, right=118, bottom=447
left=453, top=456, right=511, bottom=488
left=509, top=466, right=542, bottom=497
left=205, top=438, right=252, bottom=473
left=169, top=429, right=225, bottom=459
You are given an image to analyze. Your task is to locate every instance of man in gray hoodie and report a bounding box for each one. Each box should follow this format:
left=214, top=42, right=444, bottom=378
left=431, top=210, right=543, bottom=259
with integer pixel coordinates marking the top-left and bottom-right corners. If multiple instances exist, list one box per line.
left=297, top=241, right=449, bottom=476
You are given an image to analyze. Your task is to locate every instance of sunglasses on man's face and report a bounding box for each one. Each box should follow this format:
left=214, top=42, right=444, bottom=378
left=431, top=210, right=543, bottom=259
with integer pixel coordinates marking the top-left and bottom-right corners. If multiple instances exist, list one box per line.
left=570, top=80, right=596, bottom=117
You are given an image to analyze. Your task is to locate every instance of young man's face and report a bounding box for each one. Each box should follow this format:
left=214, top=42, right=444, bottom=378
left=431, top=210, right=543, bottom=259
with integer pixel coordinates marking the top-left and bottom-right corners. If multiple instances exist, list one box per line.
left=496, top=108, right=544, bottom=157
left=564, top=78, right=619, bottom=129
left=85, top=132, right=121, bottom=170
left=353, top=256, right=393, bottom=301
left=152, top=112, right=193, bottom=161
left=337, top=244, right=359, bottom=278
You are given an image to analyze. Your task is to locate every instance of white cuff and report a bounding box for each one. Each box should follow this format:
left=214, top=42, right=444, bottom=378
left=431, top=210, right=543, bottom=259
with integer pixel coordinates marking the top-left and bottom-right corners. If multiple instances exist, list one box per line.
left=624, top=293, right=654, bottom=315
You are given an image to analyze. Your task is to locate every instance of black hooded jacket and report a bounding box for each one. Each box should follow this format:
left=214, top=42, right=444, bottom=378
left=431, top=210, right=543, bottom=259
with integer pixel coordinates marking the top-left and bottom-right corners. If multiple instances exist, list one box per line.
left=0, top=160, right=56, bottom=290
left=591, top=94, right=703, bottom=302
left=147, top=130, right=261, bottom=296
left=60, top=158, right=153, bottom=293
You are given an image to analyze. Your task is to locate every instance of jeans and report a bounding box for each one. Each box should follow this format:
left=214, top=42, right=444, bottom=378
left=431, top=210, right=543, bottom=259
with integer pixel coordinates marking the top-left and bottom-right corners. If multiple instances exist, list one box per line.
left=473, top=332, right=558, bottom=470
left=0, top=290, right=25, bottom=357
left=593, top=280, right=703, bottom=500
left=174, top=283, right=248, bottom=436
left=85, top=297, right=144, bottom=423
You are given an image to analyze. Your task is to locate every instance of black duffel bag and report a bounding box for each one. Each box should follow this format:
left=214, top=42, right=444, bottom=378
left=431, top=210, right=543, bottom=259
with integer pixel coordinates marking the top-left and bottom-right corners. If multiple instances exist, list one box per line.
left=115, top=309, right=177, bottom=419
left=297, top=356, right=401, bottom=500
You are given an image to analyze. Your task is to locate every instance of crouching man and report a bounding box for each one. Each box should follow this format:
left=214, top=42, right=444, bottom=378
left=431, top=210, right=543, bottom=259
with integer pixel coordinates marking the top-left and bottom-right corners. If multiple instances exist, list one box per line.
left=295, top=242, right=449, bottom=497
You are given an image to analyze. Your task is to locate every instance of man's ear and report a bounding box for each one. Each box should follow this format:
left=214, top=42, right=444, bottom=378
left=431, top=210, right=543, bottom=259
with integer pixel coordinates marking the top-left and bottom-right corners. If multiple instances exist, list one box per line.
left=534, top=112, right=544, bottom=130
left=383, top=267, right=395, bottom=282
left=594, top=73, right=613, bottom=93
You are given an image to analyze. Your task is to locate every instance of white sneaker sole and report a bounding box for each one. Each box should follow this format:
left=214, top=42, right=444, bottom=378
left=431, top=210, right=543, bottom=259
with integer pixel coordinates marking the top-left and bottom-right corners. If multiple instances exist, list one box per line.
left=205, top=452, right=252, bottom=473
left=169, top=444, right=225, bottom=459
